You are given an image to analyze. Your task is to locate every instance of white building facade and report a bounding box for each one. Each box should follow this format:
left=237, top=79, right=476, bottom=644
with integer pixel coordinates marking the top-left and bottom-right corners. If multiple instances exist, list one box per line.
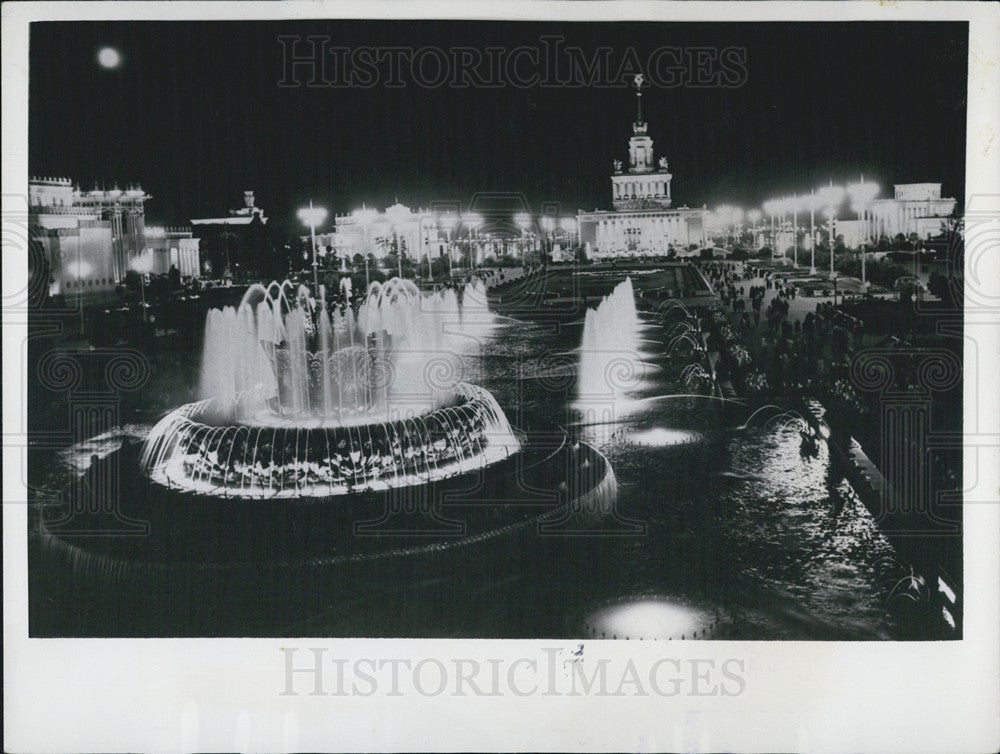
left=29, top=176, right=153, bottom=297
left=867, top=183, right=957, bottom=241
left=142, top=227, right=201, bottom=277
left=578, top=84, right=707, bottom=259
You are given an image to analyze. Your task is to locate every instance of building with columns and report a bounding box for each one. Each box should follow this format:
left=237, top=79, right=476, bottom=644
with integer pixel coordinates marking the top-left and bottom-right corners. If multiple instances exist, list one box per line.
left=866, top=183, right=957, bottom=242
left=29, top=176, right=151, bottom=298
left=578, top=80, right=707, bottom=258
left=141, top=226, right=201, bottom=277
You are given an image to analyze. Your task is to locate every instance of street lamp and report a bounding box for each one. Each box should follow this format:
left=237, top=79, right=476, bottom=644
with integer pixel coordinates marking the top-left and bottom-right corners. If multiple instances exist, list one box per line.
left=435, top=214, right=456, bottom=277
left=540, top=216, right=555, bottom=258
left=297, top=201, right=327, bottom=295
left=782, top=197, right=796, bottom=264
left=762, top=200, right=775, bottom=250
left=747, top=209, right=762, bottom=249
left=807, top=189, right=820, bottom=273
left=385, top=203, right=411, bottom=279
left=219, top=230, right=237, bottom=280
left=462, top=213, right=482, bottom=270
left=352, top=206, right=378, bottom=254
left=74, top=258, right=93, bottom=337
left=847, top=177, right=879, bottom=290
left=817, top=182, right=845, bottom=279
left=824, top=204, right=838, bottom=281
left=790, top=193, right=800, bottom=268
left=514, top=212, right=531, bottom=258
left=130, top=252, right=154, bottom=322
left=560, top=217, right=578, bottom=258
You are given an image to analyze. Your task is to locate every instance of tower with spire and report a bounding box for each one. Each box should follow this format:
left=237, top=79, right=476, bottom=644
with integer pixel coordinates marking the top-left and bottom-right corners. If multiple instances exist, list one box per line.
left=611, top=74, right=673, bottom=211
left=577, top=75, right=708, bottom=258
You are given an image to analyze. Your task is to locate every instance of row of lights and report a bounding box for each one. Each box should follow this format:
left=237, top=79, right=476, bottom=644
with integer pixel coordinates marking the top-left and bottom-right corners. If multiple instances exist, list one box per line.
left=297, top=202, right=580, bottom=289
left=303, top=205, right=578, bottom=237
left=761, top=179, right=880, bottom=229
left=711, top=177, right=881, bottom=282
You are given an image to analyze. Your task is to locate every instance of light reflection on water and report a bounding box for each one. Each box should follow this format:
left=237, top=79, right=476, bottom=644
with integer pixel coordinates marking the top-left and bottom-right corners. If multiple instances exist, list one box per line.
left=476, top=319, right=904, bottom=640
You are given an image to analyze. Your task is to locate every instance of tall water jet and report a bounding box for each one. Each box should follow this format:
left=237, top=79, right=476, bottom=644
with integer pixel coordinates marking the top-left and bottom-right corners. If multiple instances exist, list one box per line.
left=576, top=278, right=650, bottom=402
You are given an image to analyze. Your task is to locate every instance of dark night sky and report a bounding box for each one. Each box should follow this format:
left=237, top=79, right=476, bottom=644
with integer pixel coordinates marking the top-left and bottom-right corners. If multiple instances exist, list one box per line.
left=29, top=21, right=967, bottom=240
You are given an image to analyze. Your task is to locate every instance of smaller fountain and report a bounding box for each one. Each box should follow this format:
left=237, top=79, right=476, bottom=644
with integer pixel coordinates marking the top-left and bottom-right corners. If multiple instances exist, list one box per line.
left=665, top=331, right=703, bottom=357
left=679, top=363, right=711, bottom=389
left=666, top=320, right=699, bottom=339
left=576, top=278, right=657, bottom=402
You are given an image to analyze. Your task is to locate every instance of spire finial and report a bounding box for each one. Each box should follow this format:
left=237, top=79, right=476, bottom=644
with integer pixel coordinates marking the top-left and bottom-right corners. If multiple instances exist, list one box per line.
left=633, top=74, right=644, bottom=123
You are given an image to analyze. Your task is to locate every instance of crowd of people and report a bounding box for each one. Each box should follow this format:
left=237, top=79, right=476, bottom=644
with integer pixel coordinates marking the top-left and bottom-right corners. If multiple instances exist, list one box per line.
left=699, top=259, right=961, bottom=492
left=705, top=263, right=865, bottom=399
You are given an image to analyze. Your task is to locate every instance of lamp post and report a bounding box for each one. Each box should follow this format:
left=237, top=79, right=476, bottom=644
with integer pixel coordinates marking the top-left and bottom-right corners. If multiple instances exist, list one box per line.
left=397, top=233, right=403, bottom=279
left=714, top=205, right=726, bottom=250
left=76, top=256, right=93, bottom=338
left=825, top=205, right=838, bottom=280
left=219, top=230, right=237, bottom=280
left=439, top=214, right=458, bottom=277
left=731, top=207, right=744, bottom=254
left=130, top=252, right=152, bottom=322
left=514, top=212, right=531, bottom=259
left=847, top=177, right=879, bottom=291
left=747, top=209, right=762, bottom=250
left=384, top=204, right=411, bottom=280
left=462, top=213, right=482, bottom=271
left=761, top=200, right=774, bottom=252
left=351, top=206, right=378, bottom=287
left=541, top=217, right=555, bottom=260
left=560, top=217, right=577, bottom=260
left=809, top=189, right=817, bottom=273
left=352, top=206, right=377, bottom=257
left=818, top=182, right=844, bottom=280
left=791, top=193, right=800, bottom=268
left=774, top=197, right=785, bottom=263
left=297, top=201, right=327, bottom=295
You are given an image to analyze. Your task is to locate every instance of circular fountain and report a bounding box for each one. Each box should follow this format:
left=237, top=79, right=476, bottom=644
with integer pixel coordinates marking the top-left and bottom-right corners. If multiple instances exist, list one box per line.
left=141, top=382, right=519, bottom=498
left=33, top=278, right=617, bottom=633
left=141, top=277, right=523, bottom=497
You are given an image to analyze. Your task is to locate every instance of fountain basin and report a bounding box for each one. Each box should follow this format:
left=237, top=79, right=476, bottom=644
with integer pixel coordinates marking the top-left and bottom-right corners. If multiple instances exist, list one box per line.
left=140, top=383, right=520, bottom=498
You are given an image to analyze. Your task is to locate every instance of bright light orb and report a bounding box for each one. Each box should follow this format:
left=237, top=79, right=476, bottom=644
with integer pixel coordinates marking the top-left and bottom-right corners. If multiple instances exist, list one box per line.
left=97, top=47, right=121, bottom=69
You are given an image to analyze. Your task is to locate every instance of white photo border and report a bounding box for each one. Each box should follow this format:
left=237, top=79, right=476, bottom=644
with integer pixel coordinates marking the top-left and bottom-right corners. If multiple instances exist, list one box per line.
left=4, top=2, right=999, bottom=752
